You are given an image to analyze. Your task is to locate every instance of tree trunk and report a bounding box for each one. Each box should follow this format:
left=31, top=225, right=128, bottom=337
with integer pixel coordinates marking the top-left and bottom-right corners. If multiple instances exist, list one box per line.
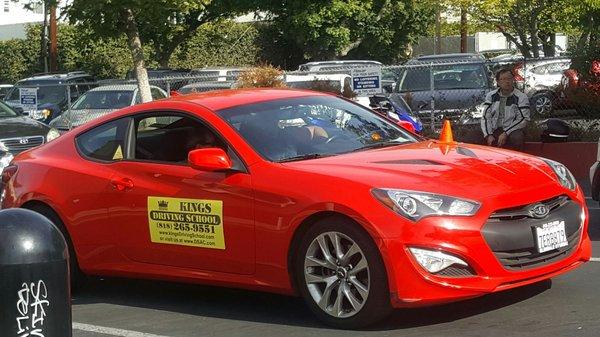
left=460, top=5, right=467, bottom=53
left=123, top=8, right=152, bottom=103
left=435, top=7, right=441, bottom=54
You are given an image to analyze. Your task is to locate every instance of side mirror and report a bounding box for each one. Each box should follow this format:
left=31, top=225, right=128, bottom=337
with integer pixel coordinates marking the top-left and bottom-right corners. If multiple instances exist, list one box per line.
left=188, top=147, right=232, bottom=171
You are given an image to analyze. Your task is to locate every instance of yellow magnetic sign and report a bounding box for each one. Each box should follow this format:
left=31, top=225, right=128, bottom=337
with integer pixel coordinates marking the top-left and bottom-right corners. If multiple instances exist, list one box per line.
left=147, top=196, right=225, bottom=249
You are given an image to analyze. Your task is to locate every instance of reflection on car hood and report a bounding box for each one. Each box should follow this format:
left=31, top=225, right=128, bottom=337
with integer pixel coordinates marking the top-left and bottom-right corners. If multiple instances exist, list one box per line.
left=50, top=109, right=115, bottom=129
left=284, top=141, right=556, bottom=200
left=0, top=116, right=50, bottom=138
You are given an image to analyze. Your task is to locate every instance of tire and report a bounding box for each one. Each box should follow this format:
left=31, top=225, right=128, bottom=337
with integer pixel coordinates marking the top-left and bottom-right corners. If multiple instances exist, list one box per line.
left=531, top=92, right=554, bottom=116
left=24, top=204, right=87, bottom=291
left=294, top=216, right=392, bottom=329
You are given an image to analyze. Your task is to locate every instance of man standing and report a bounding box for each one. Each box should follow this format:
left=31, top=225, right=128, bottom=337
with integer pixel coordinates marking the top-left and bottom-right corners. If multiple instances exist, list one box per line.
left=480, top=68, right=530, bottom=150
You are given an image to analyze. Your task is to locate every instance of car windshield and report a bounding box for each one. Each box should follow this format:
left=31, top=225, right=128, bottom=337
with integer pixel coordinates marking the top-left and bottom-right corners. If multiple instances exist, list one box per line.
left=6, top=83, right=67, bottom=105
left=398, top=63, right=488, bottom=91
left=72, top=90, right=134, bottom=109
left=217, top=95, right=417, bottom=162
left=0, top=100, right=18, bottom=118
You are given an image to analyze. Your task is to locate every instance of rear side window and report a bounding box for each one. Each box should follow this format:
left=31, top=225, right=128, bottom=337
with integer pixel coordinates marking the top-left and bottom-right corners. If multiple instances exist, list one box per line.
left=76, top=118, right=129, bottom=161
left=134, top=114, right=224, bottom=163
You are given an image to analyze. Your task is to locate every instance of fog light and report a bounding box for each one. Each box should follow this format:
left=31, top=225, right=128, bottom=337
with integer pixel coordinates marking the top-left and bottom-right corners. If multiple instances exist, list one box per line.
left=409, top=247, right=468, bottom=273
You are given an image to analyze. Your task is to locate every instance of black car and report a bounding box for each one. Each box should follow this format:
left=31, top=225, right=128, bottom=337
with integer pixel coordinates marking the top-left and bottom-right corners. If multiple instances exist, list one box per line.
left=392, top=54, right=493, bottom=126
left=0, top=100, right=60, bottom=173
left=4, top=71, right=96, bottom=124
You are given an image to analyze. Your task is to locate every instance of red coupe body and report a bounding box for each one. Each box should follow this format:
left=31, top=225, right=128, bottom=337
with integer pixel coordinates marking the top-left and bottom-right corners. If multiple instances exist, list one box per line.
left=1, top=89, right=591, bottom=326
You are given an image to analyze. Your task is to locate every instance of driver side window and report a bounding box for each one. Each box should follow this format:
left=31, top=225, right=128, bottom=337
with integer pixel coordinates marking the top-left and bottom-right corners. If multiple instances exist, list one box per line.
left=134, top=114, right=225, bottom=164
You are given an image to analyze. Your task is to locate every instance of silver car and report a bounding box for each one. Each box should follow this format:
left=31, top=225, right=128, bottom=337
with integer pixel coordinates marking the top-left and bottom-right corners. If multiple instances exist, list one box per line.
left=50, top=84, right=167, bottom=131
left=515, top=58, right=571, bottom=116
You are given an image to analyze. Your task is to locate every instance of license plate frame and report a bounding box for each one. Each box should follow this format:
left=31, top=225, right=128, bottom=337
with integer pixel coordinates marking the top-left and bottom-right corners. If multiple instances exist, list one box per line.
left=535, top=220, right=568, bottom=253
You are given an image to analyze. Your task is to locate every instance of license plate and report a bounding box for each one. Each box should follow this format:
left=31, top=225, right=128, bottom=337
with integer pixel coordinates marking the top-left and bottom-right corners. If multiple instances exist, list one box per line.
left=535, top=220, right=568, bottom=253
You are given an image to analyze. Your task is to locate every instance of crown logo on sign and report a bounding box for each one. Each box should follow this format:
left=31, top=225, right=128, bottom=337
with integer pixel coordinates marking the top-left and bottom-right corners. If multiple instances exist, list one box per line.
left=158, top=200, right=168, bottom=210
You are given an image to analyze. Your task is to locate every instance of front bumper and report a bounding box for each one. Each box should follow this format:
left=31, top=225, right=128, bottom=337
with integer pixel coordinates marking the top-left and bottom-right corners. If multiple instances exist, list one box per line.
left=376, top=189, right=592, bottom=308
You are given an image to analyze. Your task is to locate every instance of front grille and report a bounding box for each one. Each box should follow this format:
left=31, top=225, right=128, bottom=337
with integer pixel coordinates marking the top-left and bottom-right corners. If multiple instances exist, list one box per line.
left=482, top=195, right=582, bottom=271
left=434, top=265, right=476, bottom=277
left=0, top=136, right=45, bottom=153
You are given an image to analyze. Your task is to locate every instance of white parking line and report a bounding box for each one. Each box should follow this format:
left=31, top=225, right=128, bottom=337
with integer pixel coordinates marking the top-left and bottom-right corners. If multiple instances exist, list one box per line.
left=590, top=257, right=600, bottom=262
left=73, top=322, right=170, bottom=337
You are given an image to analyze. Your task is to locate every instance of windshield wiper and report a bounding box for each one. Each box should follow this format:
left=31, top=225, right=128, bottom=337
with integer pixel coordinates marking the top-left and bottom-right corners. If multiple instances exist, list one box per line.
left=349, top=140, right=407, bottom=153
left=278, top=153, right=333, bottom=163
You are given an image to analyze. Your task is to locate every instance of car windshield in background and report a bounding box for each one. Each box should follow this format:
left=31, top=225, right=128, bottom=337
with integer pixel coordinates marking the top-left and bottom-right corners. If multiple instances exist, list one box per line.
left=398, top=63, right=488, bottom=92
left=7, top=83, right=66, bottom=105
left=72, top=91, right=134, bottom=109
left=0, top=101, right=18, bottom=117
left=217, top=95, right=416, bottom=162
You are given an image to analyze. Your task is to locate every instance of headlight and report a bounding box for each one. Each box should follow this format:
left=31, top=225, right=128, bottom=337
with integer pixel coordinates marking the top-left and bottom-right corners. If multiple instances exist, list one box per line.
left=372, top=188, right=481, bottom=221
left=46, top=128, right=61, bottom=142
left=543, top=158, right=577, bottom=191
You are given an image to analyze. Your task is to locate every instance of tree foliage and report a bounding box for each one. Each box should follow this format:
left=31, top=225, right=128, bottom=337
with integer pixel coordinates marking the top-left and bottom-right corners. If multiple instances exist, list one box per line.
left=260, top=0, right=434, bottom=65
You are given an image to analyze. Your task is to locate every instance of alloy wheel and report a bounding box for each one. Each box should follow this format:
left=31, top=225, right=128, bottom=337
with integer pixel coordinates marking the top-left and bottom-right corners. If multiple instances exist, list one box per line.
left=303, top=231, right=370, bottom=318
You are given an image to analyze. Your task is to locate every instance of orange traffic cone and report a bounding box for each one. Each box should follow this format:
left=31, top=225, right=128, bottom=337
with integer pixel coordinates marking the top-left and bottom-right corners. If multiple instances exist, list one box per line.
left=439, top=119, right=455, bottom=144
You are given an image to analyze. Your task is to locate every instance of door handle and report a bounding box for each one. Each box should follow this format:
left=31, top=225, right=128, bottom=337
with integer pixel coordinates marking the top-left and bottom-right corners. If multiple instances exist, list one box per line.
left=111, top=177, right=134, bottom=191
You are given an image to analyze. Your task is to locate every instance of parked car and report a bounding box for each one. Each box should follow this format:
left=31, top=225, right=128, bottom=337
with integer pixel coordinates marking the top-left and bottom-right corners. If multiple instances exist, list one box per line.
left=0, top=100, right=59, bottom=173
left=127, top=68, right=191, bottom=91
left=1, top=88, right=591, bottom=328
left=189, top=67, right=247, bottom=82
left=177, top=81, right=234, bottom=94
left=393, top=54, right=493, bottom=126
left=49, top=84, right=167, bottom=131
left=286, top=74, right=353, bottom=92
left=511, top=58, right=571, bottom=116
left=3, top=71, right=96, bottom=124
left=0, top=84, right=13, bottom=100
left=557, top=60, right=600, bottom=115
left=298, top=60, right=382, bottom=73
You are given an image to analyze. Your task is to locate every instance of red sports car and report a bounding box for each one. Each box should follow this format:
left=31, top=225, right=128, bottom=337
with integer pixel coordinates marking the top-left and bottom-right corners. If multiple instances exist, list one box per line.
left=1, top=89, right=591, bottom=328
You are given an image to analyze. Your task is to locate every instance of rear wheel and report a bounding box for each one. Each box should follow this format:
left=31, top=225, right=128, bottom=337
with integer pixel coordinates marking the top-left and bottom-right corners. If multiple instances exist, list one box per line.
left=294, top=216, right=392, bottom=329
left=23, top=204, right=86, bottom=290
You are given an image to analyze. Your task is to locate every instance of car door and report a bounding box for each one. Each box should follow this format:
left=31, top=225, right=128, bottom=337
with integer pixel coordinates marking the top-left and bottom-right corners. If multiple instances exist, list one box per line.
left=105, top=111, right=255, bottom=275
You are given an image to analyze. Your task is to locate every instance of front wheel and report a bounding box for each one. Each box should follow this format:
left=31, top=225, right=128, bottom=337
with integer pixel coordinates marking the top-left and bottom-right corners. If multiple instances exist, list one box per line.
left=294, top=216, right=392, bottom=329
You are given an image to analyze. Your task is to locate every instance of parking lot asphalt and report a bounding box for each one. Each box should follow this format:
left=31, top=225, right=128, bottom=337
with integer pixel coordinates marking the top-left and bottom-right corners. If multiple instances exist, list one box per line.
left=71, top=180, right=600, bottom=337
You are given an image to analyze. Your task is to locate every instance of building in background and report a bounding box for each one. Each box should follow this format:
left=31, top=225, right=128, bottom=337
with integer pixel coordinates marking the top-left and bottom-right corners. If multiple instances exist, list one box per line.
left=0, top=0, right=69, bottom=41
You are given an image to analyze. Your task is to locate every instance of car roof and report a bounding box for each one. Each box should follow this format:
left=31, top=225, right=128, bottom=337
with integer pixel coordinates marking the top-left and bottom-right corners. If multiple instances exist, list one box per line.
left=416, top=53, right=484, bottom=60
left=407, top=53, right=486, bottom=65
left=17, top=72, right=93, bottom=83
left=285, top=74, right=350, bottom=82
left=169, top=88, right=329, bottom=111
left=88, top=84, right=160, bottom=92
left=300, top=60, right=382, bottom=66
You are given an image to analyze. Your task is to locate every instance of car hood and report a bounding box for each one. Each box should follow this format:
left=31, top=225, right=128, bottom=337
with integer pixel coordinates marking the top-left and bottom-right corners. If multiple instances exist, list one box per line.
left=0, top=116, right=50, bottom=138
left=283, top=141, right=556, bottom=200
